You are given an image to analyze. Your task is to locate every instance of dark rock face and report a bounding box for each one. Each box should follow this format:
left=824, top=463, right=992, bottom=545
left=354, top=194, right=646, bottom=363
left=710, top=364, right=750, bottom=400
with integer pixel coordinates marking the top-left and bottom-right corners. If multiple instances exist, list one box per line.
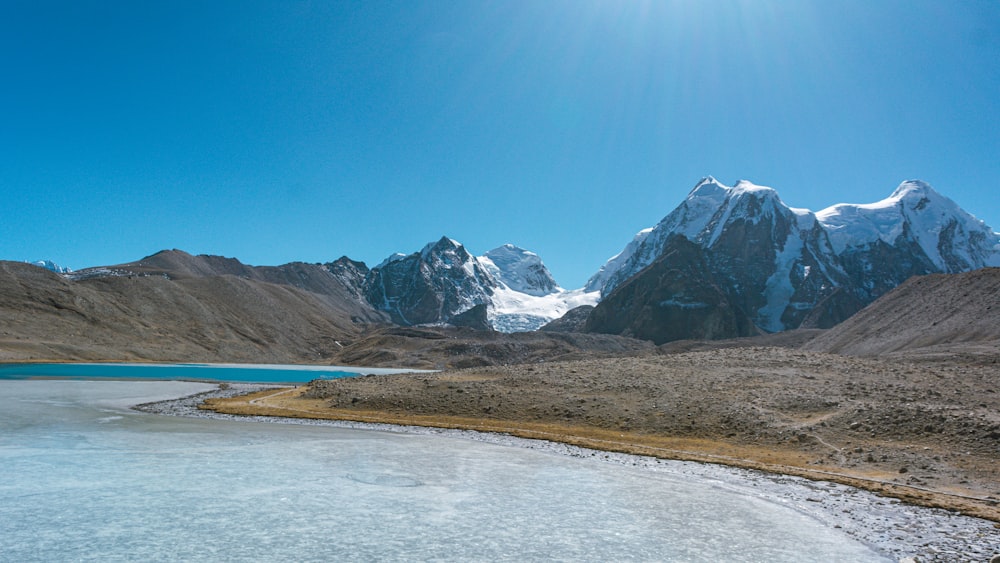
left=324, top=257, right=370, bottom=301
left=836, top=228, right=937, bottom=305
left=362, top=237, right=498, bottom=326
left=539, top=305, right=595, bottom=333
left=584, top=236, right=760, bottom=344
left=449, top=303, right=493, bottom=331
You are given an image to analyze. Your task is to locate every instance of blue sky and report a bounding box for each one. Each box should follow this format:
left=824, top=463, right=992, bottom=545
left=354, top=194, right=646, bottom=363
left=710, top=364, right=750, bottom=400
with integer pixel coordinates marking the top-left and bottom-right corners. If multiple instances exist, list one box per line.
left=2, top=0, right=998, bottom=288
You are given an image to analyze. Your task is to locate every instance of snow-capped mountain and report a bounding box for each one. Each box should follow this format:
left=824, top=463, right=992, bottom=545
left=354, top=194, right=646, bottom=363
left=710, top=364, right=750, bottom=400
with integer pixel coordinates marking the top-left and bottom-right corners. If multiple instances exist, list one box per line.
left=363, top=237, right=497, bottom=327
left=26, top=177, right=990, bottom=343
left=817, top=180, right=1000, bottom=271
left=362, top=238, right=598, bottom=332
left=587, top=177, right=849, bottom=332
left=480, top=244, right=559, bottom=296
left=586, top=177, right=1000, bottom=340
left=29, top=260, right=72, bottom=274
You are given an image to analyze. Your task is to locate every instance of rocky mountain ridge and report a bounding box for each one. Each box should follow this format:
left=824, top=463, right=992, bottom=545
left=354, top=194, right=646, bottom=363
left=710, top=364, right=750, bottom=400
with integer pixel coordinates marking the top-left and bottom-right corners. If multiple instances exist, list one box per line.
left=362, top=237, right=498, bottom=327
left=0, top=258, right=385, bottom=363
left=582, top=178, right=999, bottom=343
left=360, top=237, right=598, bottom=332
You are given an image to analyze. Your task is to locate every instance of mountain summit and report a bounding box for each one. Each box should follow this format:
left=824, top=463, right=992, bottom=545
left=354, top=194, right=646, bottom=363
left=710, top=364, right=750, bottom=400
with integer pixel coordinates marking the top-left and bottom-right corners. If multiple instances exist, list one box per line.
left=480, top=244, right=559, bottom=297
left=363, top=238, right=597, bottom=331
left=363, top=237, right=497, bottom=327
left=584, top=178, right=999, bottom=343
left=817, top=180, right=1000, bottom=274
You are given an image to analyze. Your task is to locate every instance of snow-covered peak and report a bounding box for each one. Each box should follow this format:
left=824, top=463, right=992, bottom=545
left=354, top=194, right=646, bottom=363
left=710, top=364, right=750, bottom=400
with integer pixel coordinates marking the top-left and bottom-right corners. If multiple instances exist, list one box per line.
left=715, top=179, right=787, bottom=223
left=478, top=243, right=597, bottom=331
left=596, top=178, right=802, bottom=293
left=584, top=228, right=653, bottom=292
left=732, top=179, right=779, bottom=196
left=480, top=244, right=560, bottom=297
left=670, top=178, right=789, bottom=245
left=420, top=236, right=464, bottom=259
left=375, top=253, right=408, bottom=269
left=688, top=176, right=729, bottom=198
left=590, top=177, right=788, bottom=294
left=29, top=260, right=72, bottom=274
left=816, top=180, right=939, bottom=223
left=889, top=179, right=936, bottom=200
left=817, top=180, right=1000, bottom=270
left=689, top=177, right=778, bottom=198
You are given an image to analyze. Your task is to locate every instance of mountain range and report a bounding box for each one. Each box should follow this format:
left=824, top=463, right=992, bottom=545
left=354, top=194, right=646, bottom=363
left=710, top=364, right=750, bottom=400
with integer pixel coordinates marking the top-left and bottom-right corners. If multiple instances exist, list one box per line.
left=362, top=237, right=598, bottom=333
left=581, top=178, right=999, bottom=343
left=8, top=177, right=999, bottom=355
left=352, top=177, right=998, bottom=343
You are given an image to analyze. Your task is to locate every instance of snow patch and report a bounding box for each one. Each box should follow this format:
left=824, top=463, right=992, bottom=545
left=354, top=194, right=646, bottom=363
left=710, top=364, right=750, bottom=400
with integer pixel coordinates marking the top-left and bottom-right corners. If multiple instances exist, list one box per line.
left=758, top=226, right=805, bottom=333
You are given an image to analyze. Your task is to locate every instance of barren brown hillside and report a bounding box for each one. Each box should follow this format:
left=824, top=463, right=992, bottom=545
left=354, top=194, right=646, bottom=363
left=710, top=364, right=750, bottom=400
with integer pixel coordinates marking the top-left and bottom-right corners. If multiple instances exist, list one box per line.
left=805, top=268, right=1000, bottom=361
left=0, top=260, right=381, bottom=363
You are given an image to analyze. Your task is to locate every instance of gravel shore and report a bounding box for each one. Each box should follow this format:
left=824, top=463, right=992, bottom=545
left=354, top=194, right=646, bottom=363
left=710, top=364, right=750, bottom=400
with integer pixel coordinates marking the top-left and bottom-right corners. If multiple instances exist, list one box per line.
left=136, top=383, right=1000, bottom=563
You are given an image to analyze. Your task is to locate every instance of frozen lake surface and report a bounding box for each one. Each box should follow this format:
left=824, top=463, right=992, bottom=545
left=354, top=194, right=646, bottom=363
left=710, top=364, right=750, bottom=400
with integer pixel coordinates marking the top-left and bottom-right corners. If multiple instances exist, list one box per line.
left=0, top=380, right=888, bottom=562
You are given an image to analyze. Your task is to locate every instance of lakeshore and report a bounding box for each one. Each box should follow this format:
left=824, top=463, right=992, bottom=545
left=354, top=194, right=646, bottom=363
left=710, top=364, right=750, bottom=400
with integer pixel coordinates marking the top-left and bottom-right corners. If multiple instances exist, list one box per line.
left=205, top=384, right=1000, bottom=523
left=140, top=381, right=1000, bottom=562
left=199, top=347, right=1000, bottom=524
left=4, top=350, right=996, bottom=560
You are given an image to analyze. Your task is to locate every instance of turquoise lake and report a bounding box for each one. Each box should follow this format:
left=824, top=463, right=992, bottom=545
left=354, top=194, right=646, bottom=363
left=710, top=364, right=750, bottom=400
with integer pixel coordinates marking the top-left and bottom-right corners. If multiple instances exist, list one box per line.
left=0, top=362, right=427, bottom=384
